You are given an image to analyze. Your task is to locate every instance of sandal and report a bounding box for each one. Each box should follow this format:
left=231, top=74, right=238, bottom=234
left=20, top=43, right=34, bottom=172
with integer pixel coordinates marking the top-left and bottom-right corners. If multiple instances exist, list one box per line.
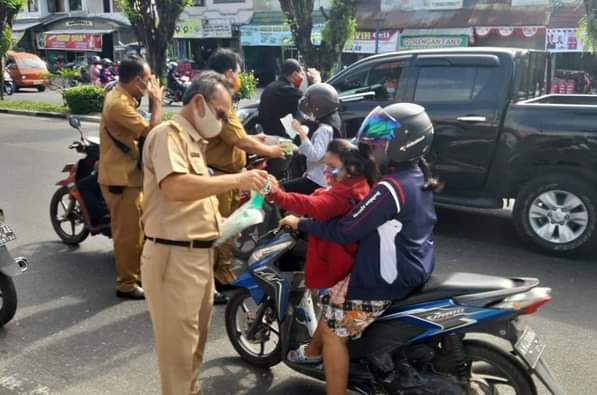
left=287, top=344, right=322, bottom=364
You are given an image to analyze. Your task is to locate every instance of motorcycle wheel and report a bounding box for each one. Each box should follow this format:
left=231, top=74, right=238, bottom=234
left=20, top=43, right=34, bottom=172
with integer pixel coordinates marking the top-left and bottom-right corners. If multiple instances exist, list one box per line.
left=50, top=186, right=90, bottom=245
left=0, top=273, right=18, bottom=326
left=464, top=340, right=536, bottom=395
left=225, top=288, right=282, bottom=369
left=4, top=82, right=14, bottom=96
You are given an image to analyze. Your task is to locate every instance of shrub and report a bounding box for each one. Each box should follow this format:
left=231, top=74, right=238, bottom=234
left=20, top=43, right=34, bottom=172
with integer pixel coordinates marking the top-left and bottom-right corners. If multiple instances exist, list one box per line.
left=234, top=71, right=258, bottom=102
left=63, top=84, right=104, bottom=114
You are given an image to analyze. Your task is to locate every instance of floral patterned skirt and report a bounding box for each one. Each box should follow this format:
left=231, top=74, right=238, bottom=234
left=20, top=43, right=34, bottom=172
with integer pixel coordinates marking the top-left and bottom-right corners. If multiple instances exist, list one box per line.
left=320, top=276, right=391, bottom=340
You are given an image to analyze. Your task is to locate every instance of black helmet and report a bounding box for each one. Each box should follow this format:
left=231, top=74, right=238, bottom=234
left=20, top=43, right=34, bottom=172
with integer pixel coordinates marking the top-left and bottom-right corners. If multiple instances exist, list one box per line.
left=90, top=55, right=101, bottom=64
left=298, top=83, right=340, bottom=120
left=356, top=103, right=433, bottom=164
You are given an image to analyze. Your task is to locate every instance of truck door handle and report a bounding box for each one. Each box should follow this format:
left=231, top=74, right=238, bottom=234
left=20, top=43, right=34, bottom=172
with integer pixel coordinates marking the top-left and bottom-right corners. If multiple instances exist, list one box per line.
left=456, top=116, right=487, bottom=123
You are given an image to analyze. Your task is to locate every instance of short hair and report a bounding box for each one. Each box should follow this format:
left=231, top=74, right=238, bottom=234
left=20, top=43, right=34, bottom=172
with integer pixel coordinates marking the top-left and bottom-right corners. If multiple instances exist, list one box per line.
left=182, top=71, right=230, bottom=105
left=207, top=49, right=241, bottom=74
left=119, top=56, right=147, bottom=83
left=281, top=58, right=302, bottom=76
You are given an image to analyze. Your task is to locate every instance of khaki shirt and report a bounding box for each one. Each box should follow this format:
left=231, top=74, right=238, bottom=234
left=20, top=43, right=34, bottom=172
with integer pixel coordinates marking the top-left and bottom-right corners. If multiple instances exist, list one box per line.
left=141, top=114, right=221, bottom=241
left=205, top=107, right=247, bottom=173
left=98, top=85, right=150, bottom=187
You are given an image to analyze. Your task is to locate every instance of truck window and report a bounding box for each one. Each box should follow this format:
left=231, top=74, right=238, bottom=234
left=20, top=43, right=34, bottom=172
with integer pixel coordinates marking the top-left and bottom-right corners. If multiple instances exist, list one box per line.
left=414, top=66, right=498, bottom=104
left=332, top=68, right=369, bottom=95
left=332, top=59, right=407, bottom=100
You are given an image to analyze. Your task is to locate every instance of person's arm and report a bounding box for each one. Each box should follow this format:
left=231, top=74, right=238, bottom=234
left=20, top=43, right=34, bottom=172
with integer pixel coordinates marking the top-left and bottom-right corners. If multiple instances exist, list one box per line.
left=297, top=182, right=402, bottom=244
left=235, top=136, right=285, bottom=158
left=270, top=188, right=352, bottom=221
left=147, top=75, right=163, bottom=129
left=297, top=124, right=332, bottom=161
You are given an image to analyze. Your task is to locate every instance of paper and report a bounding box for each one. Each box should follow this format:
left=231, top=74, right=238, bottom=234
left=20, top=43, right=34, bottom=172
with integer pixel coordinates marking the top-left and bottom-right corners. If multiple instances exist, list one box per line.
left=280, top=114, right=297, bottom=139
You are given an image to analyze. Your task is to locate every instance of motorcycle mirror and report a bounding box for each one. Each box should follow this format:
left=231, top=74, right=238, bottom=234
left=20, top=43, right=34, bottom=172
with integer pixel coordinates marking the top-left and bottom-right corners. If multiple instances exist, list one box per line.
left=68, top=115, right=81, bottom=130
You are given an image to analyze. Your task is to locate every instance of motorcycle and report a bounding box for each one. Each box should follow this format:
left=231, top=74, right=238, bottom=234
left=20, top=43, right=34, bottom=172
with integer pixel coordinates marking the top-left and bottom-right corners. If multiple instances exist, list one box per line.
left=225, top=228, right=565, bottom=395
left=50, top=116, right=109, bottom=245
left=164, top=75, right=191, bottom=105
left=3, top=69, right=15, bottom=96
left=0, top=209, right=29, bottom=326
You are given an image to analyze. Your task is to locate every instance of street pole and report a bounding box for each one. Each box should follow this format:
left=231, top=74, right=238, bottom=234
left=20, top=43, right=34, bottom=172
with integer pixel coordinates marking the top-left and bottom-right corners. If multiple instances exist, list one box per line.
left=375, top=18, right=381, bottom=54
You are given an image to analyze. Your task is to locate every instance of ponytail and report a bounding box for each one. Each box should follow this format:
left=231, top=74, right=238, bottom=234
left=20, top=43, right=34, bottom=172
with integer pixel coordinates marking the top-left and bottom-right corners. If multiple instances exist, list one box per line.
left=358, top=143, right=380, bottom=186
left=418, top=157, right=444, bottom=193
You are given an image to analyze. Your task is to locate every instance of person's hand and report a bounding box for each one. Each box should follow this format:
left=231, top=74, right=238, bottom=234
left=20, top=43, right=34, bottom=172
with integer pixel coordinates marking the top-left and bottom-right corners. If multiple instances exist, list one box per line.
left=237, top=170, right=269, bottom=192
left=267, top=175, right=280, bottom=193
left=292, top=119, right=307, bottom=139
left=254, top=133, right=267, bottom=143
left=307, top=68, right=321, bottom=84
left=268, top=144, right=286, bottom=159
left=148, top=74, right=164, bottom=103
left=279, top=215, right=300, bottom=230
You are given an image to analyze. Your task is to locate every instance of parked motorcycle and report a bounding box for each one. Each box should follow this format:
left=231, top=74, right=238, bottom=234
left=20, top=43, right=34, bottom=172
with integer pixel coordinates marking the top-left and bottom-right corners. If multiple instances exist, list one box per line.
left=163, top=75, right=190, bottom=105
left=50, top=116, right=109, bottom=245
left=3, top=69, right=15, bottom=96
left=225, top=228, right=565, bottom=395
left=0, top=209, right=29, bottom=326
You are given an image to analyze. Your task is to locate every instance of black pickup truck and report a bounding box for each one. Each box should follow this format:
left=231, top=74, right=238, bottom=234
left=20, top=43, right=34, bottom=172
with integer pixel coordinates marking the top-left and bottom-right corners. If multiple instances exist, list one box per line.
left=240, top=48, right=597, bottom=254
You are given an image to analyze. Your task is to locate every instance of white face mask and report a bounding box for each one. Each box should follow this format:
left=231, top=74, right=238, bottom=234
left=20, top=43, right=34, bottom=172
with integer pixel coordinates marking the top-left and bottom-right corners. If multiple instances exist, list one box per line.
left=191, top=96, right=223, bottom=139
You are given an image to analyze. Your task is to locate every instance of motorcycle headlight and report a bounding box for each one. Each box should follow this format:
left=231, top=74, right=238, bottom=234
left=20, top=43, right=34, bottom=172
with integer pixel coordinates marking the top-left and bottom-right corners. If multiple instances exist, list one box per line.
left=249, top=240, right=293, bottom=264
left=236, top=108, right=255, bottom=124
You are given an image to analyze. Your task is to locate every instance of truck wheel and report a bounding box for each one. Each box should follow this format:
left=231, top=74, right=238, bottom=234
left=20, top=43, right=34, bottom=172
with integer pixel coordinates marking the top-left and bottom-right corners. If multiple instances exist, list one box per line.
left=514, top=176, right=597, bottom=254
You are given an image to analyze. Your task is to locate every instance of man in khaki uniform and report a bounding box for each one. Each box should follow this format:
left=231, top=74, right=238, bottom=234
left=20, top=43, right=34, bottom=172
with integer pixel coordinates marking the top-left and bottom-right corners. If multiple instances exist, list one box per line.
left=141, top=71, right=268, bottom=395
left=206, top=49, right=286, bottom=299
left=98, top=56, right=162, bottom=299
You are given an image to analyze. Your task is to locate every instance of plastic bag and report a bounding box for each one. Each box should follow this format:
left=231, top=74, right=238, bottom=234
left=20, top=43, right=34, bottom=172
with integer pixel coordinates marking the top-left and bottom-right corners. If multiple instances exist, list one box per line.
left=214, top=189, right=267, bottom=247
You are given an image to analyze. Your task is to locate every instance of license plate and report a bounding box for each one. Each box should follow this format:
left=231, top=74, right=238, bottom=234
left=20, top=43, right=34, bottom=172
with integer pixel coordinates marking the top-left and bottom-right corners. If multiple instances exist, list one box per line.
left=515, top=326, right=546, bottom=369
left=0, top=224, right=16, bottom=246
left=32, top=80, right=44, bottom=84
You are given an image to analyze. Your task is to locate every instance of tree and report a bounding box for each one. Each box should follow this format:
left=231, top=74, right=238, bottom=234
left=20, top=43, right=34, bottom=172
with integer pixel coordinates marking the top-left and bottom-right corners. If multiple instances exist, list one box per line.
left=580, top=0, right=597, bottom=51
left=119, top=0, right=190, bottom=81
left=280, top=0, right=357, bottom=80
left=0, top=0, right=24, bottom=100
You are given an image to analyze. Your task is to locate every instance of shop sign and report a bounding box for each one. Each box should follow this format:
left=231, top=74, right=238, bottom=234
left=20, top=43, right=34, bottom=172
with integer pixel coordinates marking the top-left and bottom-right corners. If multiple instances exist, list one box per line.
left=65, top=20, right=93, bottom=27
left=546, top=28, right=584, bottom=52
left=399, top=35, right=468, bottom=50
left=42, top=33, right=102, bottom=51
left=344, top=30, right=399, bottom=53
left=175, top=19, right=232, bottom=39
left=381, top=0, right=463, bottom=11
left=240, top=24, right=322, bottom=47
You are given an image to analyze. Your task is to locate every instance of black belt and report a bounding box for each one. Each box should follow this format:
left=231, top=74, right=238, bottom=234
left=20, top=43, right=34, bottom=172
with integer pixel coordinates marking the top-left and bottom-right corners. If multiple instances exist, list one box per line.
left=145, top=237, right=215, bottom=249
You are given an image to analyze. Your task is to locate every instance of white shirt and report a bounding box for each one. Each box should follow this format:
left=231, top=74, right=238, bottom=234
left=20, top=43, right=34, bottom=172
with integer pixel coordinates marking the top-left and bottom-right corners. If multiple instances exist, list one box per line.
left=298, top=123, right=334, bottom=187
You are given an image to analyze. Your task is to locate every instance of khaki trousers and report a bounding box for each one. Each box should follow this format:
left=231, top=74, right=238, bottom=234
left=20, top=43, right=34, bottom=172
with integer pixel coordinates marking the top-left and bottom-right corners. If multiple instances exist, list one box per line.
left=141, top=240, right=214, bottom=395
left=214, top=188, right=240, bottom=284
left=100, top=185, right=143, bottom=292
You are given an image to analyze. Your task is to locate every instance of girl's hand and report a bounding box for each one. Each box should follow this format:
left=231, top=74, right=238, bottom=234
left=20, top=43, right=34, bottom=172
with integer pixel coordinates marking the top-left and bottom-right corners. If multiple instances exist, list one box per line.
left=292, top=119, right=307, bottom=139
left=279, top=215, right=300, bottom=230
left=267, top=175, right=280, bottom=193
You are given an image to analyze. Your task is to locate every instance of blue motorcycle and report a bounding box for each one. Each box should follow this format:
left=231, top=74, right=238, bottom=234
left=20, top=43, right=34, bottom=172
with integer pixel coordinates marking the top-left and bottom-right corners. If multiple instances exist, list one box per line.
left=225, top=228, right=565, bottom=395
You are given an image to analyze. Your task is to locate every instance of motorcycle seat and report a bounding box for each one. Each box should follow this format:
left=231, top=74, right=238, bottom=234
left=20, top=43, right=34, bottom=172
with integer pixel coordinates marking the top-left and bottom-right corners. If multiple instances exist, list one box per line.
left=391, top=272, right=517, bottom=308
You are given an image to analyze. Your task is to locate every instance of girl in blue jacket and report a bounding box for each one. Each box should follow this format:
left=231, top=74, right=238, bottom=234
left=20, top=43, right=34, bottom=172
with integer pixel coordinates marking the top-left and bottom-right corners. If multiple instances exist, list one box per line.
left=280, top=103, right=443, bottom=395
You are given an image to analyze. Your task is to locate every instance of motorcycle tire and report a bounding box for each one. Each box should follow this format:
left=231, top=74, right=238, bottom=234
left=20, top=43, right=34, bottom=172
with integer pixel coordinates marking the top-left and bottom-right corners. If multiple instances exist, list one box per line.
left=464, top=340, right=536, bottom=395
left=4, top=83, right=14, bottom=96
left=0, top=273, right=18, bottom=326
left=225, top=288, right=282, bottom=369
left=50, top=186, right=90, bottom=245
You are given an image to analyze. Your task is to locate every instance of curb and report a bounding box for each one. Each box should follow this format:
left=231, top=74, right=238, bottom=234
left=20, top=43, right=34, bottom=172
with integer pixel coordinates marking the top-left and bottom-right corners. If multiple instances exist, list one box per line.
left=0, top=108, right=101, bottom=123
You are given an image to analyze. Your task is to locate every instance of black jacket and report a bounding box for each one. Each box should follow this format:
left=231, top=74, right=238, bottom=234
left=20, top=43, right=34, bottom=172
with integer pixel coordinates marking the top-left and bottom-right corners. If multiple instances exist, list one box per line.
left=258, top=77, right=303, bottom=137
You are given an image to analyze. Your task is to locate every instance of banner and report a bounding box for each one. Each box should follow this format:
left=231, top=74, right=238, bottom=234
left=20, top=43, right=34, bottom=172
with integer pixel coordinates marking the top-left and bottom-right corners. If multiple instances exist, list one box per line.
left=43, top=33, right=102, bottom=51
left=546, top=28, right=584, bottom=52
left=344, top=31, right=399, bottom=54
left=240, top=25, right=322, bottom=47
left=175, top=19, right=232, bottom=39
left=400, top=35, right=468, bottom=50
left=381, top=0, right=463, bottom=11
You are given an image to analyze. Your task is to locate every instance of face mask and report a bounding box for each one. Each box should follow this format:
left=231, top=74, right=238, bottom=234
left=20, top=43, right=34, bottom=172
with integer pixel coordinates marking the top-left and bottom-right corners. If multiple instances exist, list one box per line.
left=192, top=97, right=223, bottom=138
left=323, top=166, right=342, bottom=180
left=292, top=72, right=304, bottom=88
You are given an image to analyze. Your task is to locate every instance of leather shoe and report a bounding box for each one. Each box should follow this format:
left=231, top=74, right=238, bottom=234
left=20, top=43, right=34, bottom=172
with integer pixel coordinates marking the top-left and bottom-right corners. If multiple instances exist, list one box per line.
left=214, top=291, right=229, bottom=305
left=116, top=287, right=145, bottom=300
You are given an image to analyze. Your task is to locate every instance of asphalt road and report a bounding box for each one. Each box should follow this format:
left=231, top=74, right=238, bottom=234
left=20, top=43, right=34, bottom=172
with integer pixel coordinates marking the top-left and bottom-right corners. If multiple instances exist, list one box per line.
left=0, top=114, right=595, bottom=395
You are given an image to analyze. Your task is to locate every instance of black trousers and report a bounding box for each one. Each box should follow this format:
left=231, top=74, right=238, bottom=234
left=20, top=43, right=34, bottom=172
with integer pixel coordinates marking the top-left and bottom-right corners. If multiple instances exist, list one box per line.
left=281, top=177, right=320, bottom=195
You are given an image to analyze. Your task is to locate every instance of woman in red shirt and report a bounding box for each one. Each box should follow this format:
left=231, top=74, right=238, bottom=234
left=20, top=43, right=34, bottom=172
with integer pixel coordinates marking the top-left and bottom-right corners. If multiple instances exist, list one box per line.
left=268, top=138, right=379, bottom=363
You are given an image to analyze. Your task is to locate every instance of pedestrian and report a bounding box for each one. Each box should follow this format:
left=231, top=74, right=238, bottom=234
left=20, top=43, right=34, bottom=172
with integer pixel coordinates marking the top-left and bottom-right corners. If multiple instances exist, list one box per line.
left=98, top=56, right=163, bottom=300
left=141, top=71, right=269, bottom=395
left=258, top=58, right=321, bottom=178
left=205, top=49, right=286, bottom=304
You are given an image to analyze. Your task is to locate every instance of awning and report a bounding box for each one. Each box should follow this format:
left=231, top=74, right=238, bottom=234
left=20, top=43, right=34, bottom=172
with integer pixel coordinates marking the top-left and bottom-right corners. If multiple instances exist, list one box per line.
left=44, top=29, right=114, bottom=34
left=548, top=5, right=585, bottom=28
left=13, top=20, right=43, bottom=32
left=357, top=9, right=473, bottom=30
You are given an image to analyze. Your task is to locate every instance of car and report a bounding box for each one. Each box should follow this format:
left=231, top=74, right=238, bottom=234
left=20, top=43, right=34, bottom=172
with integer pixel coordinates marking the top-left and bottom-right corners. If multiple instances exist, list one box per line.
left=6, top=51, right=49, bottom=92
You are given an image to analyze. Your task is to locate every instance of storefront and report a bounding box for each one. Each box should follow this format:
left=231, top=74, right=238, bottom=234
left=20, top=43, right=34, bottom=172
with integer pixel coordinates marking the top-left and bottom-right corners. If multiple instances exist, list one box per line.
left=37, top=16, right=134, bottom=67
left=342, top=30, right=399, bottom=64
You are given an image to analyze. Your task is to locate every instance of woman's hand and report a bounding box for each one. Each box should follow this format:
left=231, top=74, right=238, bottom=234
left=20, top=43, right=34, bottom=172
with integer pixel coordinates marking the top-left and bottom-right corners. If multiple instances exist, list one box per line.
left=292, top=119, right=307, bottom=140
left=279, top=215, right=300, bottom=230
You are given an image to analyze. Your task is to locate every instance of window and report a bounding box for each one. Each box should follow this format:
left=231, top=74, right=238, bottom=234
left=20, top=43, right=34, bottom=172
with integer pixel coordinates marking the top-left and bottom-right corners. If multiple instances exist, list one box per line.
left=332, top=60, right=406, bottom=100
left=192, top=0, right=205, bottom=5
left=47, top=0, right=65, bottom=12
left=332, top=68, right=369, bottom=94
left=414, top=66, right=498, bottom=104
left=27, top=0, right=39, bottom=12
left=69, top=0, right=82, bottom=11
